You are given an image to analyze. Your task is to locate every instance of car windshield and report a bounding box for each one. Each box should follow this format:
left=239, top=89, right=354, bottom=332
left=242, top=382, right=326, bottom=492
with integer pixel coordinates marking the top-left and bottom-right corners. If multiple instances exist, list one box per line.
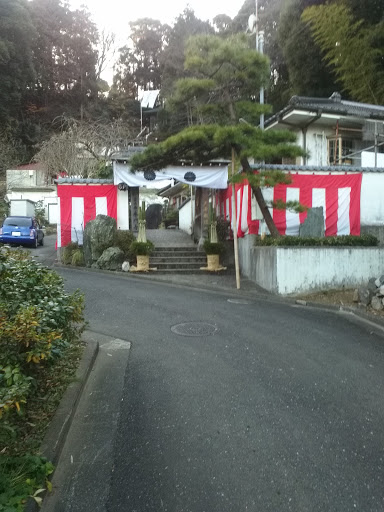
left=3, top=217, right=32, bottom=227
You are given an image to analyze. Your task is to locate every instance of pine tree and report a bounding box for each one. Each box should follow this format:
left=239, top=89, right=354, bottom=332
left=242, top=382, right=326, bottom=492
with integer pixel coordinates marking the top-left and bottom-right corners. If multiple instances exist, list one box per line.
left=130, top=34, right=305, bottom=237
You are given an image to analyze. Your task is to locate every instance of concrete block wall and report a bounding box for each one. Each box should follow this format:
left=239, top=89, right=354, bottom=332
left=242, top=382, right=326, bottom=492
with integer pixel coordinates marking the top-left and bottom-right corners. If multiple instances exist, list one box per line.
left=238, top=238, right=384, bottom=295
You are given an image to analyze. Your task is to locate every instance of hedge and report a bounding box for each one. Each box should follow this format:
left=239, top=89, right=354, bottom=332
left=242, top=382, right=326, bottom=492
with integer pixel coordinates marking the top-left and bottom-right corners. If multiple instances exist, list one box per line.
left=255, top=234, right=379, bottom=247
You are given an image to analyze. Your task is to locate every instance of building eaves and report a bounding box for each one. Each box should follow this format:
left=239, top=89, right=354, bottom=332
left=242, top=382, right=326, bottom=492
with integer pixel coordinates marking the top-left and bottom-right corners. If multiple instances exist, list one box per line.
left=56, top=178, right=114, bottom=184
left=250, top=163, right=384, bottom=173
left=10, top=186, right=56, bottom=192
left=266, top=93, right=384, bottom=127
left=10, top=162, right=46, bottom=171
left=111, top=147, right=146, bottom=161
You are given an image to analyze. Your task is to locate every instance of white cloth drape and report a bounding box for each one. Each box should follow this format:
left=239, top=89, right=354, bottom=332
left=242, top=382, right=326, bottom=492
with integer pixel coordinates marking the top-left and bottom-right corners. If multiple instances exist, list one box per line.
left=113, top=163, right=228, bottom=189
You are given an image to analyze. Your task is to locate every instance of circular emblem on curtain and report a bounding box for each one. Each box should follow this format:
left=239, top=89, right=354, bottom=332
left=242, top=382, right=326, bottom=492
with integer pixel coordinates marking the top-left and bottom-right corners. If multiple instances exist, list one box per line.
left=184, top=171, right=196, bottom=182
left=144, top=170, right=156, bottom=181
left=118, top=182, right=128, bottom=191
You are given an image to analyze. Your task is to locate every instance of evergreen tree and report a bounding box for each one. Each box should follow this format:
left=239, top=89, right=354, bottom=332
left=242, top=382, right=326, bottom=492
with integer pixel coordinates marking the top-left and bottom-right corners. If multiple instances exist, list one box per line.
left=0, top=0, right=35, bottom=133
left=302, top=3, right=384, bottom=104
left=113, top=18, right=168, bottom=98
left=28, top=0, right=99, bottom=121
left=277, top=0, right=337, bottom=99
left=130, top=34, right=304, bottom=237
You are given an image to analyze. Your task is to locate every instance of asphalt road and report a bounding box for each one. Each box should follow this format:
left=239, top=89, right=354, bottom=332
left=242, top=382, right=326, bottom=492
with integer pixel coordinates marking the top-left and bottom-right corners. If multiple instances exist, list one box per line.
left=53, top=265, right=384, bottom=512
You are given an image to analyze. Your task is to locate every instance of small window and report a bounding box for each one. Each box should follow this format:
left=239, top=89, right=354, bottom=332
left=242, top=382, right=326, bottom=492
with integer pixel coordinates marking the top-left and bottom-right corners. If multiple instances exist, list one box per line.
left=328, top=137, right=353, bottom=165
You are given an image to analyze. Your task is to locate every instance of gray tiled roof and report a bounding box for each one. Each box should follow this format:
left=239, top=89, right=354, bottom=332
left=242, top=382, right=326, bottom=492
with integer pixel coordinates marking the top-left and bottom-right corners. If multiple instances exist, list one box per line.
left=250, top=163, right=384, bottom=173
left=56, top=178, right=114, bottom=184
left=266, top=92, right=384, bottom=127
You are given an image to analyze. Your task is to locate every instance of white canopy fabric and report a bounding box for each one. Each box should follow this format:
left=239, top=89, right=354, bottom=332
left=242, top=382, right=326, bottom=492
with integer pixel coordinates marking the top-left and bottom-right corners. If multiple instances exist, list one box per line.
left=113, top=163, right=229, bottom=189
left=140, top=90, right=160, bottom=109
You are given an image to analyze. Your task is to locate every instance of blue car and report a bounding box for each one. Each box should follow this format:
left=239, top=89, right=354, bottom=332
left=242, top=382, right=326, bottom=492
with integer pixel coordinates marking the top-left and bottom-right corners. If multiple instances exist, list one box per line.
left=0, top=216, right=44, bottom=248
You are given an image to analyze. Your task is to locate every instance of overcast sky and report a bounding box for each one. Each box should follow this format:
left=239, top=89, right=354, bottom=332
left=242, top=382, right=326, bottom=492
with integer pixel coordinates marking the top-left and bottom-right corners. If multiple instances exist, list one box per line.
left=69, top=0, right=246, bottom=34
left=68, top=0, right=247, bottom=82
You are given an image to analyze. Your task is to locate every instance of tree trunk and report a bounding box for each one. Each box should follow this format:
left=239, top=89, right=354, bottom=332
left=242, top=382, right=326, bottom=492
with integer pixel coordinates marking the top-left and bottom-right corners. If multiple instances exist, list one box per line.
left=240, top=156, right=281, bottom=238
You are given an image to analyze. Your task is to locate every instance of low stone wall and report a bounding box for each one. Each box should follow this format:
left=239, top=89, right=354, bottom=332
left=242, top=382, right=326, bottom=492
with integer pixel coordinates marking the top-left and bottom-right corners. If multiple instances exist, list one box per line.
left=238, top=236, right=384, bottom=295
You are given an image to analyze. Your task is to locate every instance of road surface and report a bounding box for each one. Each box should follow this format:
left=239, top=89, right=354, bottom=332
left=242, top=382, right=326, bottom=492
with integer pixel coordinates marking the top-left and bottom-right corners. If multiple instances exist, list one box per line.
left=43, top=264, right=384, bottom=512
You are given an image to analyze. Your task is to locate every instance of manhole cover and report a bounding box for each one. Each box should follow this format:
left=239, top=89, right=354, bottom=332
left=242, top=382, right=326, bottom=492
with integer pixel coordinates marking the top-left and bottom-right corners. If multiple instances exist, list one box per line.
left=171, top=322, right=218, bottom=337
left=227, top=299, right=252, bottom=304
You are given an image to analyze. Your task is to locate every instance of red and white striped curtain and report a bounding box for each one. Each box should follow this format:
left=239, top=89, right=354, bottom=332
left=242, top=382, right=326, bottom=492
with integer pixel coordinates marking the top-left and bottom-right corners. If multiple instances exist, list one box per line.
left=217, top=173, right=362, bottom=238
left=57, top=185, right=117, bottom=247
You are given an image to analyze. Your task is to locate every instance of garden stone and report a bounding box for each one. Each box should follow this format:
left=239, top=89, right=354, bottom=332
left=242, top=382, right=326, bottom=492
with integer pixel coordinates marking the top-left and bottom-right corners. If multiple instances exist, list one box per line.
left=371, top=296, right=384, bottom=311
left=146, top=204, right=163, bottom=229
left=378, top=285, right=384, bottom=297
left=358, top=287, right=373, bottom=306
left=96, top=247, right=125, bottom=271
left=367, top=278, right=377, bottom=292
left=122, top=261, right=130, bottom=272
left=299, top=207, right=324, bottom=237
left=375, top=275, right=384, bottom=288
left=83, top=215, right=117, bottom=267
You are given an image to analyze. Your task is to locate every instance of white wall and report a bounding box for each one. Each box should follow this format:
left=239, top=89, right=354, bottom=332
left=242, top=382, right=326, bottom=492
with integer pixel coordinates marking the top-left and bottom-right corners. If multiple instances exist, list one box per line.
left=6, top=190, right=58, bottom=224
left=275, top=247, right=384, bottom=295
left=361, top=174, right=384, bottom=226
left=306, top=127, right=329, bottom=165
left=238, top=244, right=384, bottom=295
left=6, top=169, right=50, bottom=188
left=179, top=199, right=195, bottom=235
left=361, top=151, right=384, bottom=168
left=301, top=126, right=368, bottom=167
left=117, top=189, right=129, bottom=230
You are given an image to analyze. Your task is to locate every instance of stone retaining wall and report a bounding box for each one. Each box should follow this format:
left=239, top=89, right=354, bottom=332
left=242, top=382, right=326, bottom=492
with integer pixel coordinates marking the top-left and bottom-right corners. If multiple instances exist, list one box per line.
left=238, top=236, right=384, bottom=295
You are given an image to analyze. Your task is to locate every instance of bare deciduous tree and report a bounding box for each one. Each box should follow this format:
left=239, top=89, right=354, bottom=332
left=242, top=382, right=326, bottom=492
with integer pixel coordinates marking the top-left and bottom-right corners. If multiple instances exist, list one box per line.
left=34, top=117, right=138, bottom=178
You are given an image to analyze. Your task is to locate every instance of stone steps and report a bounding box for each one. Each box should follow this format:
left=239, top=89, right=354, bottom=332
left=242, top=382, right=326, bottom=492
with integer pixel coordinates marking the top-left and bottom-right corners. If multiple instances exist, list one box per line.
left=150, top=245, right=209, bottom=273
left=151, top=256, right=206, bottom=265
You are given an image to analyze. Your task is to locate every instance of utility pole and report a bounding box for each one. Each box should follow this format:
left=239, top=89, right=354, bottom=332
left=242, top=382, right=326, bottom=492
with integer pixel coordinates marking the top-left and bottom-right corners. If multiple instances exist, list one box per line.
left=255, top=0, right=265, bottom=130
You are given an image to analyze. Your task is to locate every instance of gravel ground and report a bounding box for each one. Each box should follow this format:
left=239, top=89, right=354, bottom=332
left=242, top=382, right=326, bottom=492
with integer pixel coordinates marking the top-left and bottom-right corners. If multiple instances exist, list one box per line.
left=297, top=288, right=384, bottom=318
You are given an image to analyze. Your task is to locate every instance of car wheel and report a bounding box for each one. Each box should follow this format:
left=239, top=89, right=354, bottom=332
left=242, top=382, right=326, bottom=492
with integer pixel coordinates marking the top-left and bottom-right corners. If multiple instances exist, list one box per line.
left=33, top=237, right=38, bottom=249
left=39, top=235, right=44, bottom=246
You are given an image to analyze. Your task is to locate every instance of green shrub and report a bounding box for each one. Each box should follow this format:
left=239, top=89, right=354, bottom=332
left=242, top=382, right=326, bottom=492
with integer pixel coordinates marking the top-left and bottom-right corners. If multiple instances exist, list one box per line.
left=61, top=242, right=79, bottom=265
left=34, top=200, right=46, bottom=227
left=114, top=230, right=135, bottom=257
left=71, top=248, right=84, bottom=266
left=216, top=216, right=232, bottom=242
left=255, top=234, right=379, bottom=247
left=163, top=208, right=179, bottom=227
left=0, top=247, right=84, bottom=418
left=0, top=455, right=54, bottom=510
left=129, top=241, right=154, bottom=256
left=203, top=240, right=225, bottom=255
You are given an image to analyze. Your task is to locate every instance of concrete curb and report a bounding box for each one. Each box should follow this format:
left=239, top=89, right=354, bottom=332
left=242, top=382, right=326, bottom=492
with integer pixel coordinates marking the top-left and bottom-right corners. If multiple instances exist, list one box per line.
left=294, top=299, right=384, bottom=334
left=25, top=333, right=99, bottom=512
left=55, top=264, right=384, bottom=333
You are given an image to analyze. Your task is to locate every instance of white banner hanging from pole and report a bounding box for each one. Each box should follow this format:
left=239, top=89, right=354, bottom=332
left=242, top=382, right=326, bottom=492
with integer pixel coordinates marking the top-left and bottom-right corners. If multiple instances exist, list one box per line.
left=113, top=162, right=228, bottom=189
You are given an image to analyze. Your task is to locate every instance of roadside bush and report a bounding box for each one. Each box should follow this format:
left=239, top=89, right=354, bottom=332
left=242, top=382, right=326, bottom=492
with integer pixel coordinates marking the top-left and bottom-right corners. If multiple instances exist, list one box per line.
left=45, top=224, right=57, bottom=236
left=34, top=200, right=46, bottom=227
left=0, top=247, right=85, bottom=510
left=255, top=234, right=379, bottom=247
left=0, top=454, right=54, bottom=510
left=71, top=248, right=84, bottom=266
left=61, top=242, right=79, bottom=265
left=114, top=230, right=135, bottom=258
left=0, top=247, right=84, bottom=419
